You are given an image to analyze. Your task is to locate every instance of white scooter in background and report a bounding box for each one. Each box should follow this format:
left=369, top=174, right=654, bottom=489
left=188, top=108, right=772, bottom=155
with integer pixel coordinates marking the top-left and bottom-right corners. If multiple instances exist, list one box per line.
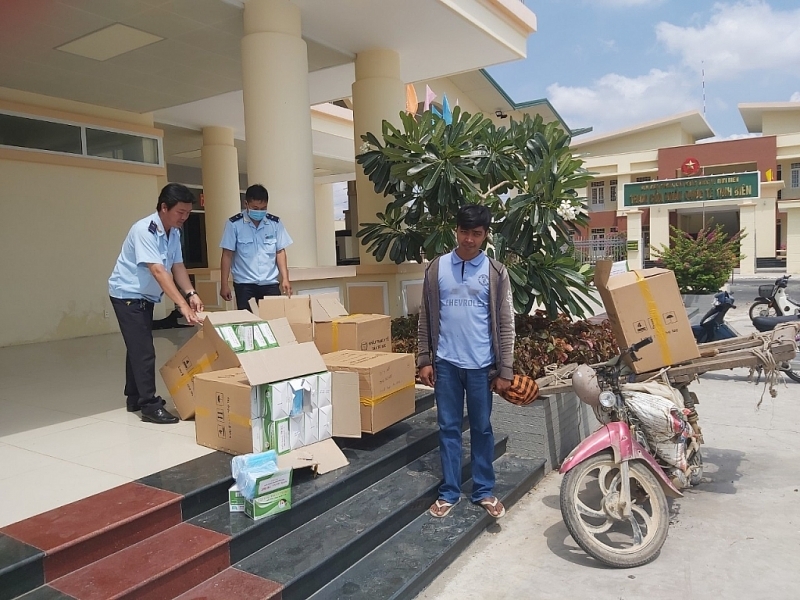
left=749, top=275, right=800, bottom=319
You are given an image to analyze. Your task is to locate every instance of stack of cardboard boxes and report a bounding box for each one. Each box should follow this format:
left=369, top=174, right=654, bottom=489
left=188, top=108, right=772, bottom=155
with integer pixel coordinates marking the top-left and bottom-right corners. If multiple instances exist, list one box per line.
left=159, top=294, right=417, bottom=457
left=159, top=294, right=417, bottom=519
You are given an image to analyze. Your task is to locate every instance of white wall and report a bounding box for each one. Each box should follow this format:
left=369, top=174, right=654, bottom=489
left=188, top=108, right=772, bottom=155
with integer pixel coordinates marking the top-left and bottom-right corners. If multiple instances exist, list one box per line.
left=0, top=160, right=158, bottom=346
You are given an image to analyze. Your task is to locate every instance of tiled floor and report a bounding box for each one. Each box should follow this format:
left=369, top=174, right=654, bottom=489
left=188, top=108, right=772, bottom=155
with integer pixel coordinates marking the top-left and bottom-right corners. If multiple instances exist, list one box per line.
left=0, top=328, right=215, bottom=527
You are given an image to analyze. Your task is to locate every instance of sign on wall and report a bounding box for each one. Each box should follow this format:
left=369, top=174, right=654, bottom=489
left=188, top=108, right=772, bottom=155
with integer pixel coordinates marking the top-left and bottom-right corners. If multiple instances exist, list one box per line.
left=622, top=172, right=760, bottom=208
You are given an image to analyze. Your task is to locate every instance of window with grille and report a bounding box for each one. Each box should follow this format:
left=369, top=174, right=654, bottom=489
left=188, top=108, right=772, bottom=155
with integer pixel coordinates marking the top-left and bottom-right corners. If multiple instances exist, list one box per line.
left=609, top=179, right=617, bottom=203
left=791, top=163, right=800, bottom=188
left=591, top=181, right=605, bottom=204
left=635, top=176, right=652, bottom=182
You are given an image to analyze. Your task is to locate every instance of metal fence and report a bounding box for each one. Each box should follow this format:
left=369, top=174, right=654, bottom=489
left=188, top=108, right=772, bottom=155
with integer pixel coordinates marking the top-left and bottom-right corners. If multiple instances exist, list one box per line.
left=571, top=238, right=627, bottom=265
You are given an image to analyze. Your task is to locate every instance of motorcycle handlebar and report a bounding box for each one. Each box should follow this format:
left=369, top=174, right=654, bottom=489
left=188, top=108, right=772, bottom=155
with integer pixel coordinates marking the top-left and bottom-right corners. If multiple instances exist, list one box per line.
left=629, top=337, right=653, bottom=352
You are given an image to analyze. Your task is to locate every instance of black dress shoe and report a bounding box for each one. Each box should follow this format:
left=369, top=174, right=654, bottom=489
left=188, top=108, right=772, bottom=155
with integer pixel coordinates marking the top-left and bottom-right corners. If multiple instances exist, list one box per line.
left=141, top=407, right=179, bottom=424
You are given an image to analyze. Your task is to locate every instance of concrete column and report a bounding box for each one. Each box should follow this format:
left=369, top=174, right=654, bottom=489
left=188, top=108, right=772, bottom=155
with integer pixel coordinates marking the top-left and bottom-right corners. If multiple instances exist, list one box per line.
left=623, top=210, right=643, bottom=269
left=315, top=183, right=336, bottom=266
left=754, top=197, right=776, bottom=258
left=739, top=201, right=757, bottom=276
left=352, top=48, right=405, bottom=265
left=649, top=205, right=670, bottom=256
left=785, top=204, right=800, bottom=275
left=241, top=0, right=317, bottom=267
left=201, top=126, right=241, bottom=268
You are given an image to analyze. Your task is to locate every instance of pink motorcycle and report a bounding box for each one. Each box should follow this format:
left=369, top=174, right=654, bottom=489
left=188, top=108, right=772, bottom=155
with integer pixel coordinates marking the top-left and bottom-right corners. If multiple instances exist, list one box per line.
left=559, top=337, right=703, bottom=568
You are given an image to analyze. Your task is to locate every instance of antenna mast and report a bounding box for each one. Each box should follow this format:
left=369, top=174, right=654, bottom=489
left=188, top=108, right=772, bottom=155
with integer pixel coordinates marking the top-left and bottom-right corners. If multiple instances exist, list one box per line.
left=702, top=60, right=706, bottom=116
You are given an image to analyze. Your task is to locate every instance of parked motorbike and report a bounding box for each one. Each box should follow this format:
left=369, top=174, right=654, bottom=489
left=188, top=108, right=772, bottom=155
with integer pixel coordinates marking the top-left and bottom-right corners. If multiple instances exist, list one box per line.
left=691, top=291, right=738, bottom=344
left=749, top=275, right=800, bottom=319
left=750, top=314, right=800, bottom=383
left=559, top=338, right=703, bottom=568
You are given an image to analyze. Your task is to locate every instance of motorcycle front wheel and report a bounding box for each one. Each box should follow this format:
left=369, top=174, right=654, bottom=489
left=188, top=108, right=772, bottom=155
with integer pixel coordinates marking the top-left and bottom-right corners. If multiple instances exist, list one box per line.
left=560, top=452, right=670, bottom=568
left=749, top=300, right=778, bottom=319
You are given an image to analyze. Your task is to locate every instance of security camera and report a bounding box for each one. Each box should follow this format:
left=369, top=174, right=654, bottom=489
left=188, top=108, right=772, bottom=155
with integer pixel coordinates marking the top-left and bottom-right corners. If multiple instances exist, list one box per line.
left=495, top=110, right=508, bottom=119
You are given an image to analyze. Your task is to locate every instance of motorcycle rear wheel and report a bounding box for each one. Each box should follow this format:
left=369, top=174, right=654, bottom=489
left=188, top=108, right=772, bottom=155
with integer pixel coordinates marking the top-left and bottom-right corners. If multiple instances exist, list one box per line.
left=560, top=451, right=670, bottom=568
left=749, top=300, right=778, bottom=319
left=780, top=363, right=800, bottom=383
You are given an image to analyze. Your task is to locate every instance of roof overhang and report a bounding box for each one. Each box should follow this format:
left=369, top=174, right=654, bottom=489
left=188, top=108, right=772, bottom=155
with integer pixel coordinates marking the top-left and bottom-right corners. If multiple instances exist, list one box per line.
left=447, top=69, right=589, bottom=136
left=739, top=102, right=800, bottom=133
left=571, top=110, right=715, bottom=149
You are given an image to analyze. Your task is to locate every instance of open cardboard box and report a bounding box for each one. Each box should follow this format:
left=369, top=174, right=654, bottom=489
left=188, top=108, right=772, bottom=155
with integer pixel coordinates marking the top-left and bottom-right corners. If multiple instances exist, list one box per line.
left=249, top=296, right=314, bottom=343
left=160, top=310, right=292, bottom=420
left=594, top=260, right=700, bottom=373
left=194, top=339, right=362, bottom=474
left=311, top=294, right=391, bottom=354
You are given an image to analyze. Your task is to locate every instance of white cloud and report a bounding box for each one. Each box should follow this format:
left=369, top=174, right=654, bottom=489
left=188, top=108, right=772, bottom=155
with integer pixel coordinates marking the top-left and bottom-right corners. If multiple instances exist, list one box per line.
left=791, top=92, right=800, bottom=102
left=547, top=69, right=698, bottom=134
left=656, top=1, right=800, bottom=80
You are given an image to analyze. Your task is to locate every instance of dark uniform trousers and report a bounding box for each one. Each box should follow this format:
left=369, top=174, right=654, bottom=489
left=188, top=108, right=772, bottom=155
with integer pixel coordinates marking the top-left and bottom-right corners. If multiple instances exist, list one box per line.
left=233, top=283, right=281, bottom=311
left=110, top=297, right=162, bottom=412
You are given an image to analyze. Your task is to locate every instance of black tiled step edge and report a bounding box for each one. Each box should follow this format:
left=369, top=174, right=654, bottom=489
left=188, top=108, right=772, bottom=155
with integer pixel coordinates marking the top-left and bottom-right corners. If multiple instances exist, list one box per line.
left=0, top=536, right=45, bottom=600
left=234, top=434, right=509, bottom=600
left=190, top=407, right=458, bottom=563
left=137, top=451, right=234, bottom=520
left=12, top=586, right=74, bottom=600
left=309, top=454, right=546, bottom=600
left=138, top=394, right=437, bottom=522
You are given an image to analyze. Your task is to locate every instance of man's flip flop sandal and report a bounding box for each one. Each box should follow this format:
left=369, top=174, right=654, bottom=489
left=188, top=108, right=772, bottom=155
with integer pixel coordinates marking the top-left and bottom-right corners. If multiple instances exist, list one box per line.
left=429, top=498, right=458, bottom=518
left=477, top=496, right=506, bottom=518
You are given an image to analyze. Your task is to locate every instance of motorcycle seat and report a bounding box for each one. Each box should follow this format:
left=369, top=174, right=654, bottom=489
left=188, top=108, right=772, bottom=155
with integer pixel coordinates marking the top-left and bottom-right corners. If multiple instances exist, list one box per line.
left=751, top=315, right=800, bottom=333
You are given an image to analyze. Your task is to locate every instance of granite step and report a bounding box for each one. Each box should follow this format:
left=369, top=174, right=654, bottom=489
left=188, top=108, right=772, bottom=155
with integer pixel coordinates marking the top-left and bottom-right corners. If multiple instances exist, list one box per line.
left=0, top=483, right=182, bottom=594
left=48, top=523, right=229, bottom=600
left=234, top=435, right=508, bottom=600
left=309, top=454, right=546, bottom=600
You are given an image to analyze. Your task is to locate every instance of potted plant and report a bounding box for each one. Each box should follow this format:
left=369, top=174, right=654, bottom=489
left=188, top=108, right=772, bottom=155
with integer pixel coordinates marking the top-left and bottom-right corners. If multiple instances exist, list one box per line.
left=650, top=223, right=745, bottom=313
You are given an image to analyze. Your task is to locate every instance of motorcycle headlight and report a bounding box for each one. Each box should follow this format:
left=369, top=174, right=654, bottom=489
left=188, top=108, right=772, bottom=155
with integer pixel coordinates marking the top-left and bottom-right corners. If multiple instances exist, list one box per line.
left=599, top=391, right=616, bottom=408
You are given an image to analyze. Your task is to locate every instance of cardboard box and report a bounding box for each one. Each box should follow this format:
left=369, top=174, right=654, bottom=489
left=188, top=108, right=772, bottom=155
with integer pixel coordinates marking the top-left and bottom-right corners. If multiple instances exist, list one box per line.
left=229, top=484, right=245, bottom=512
left=277, top=438, right=349, bottom=475
left=243, top=467, right=293, bottom=520
left=193, top=321, right=327, bottom=455
left=159, top=329, right=220, bottom=420
left=360, top=386, right=416, bottom=434
left=322, top=351, right=416, bottom=433
left=311, top=295, right=391, bottom=354
left=330, top=371, right=360, bottom=438
left=594, top=260, right=700, bottom=373
left=251, top=296, right=314, bottom=343
left=160, top=310, right=294, bottom=420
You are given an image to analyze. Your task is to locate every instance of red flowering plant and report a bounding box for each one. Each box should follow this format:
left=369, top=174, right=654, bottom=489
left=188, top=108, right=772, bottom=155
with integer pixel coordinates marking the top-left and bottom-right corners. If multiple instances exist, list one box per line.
left=651, top=223, right=745, bottom=294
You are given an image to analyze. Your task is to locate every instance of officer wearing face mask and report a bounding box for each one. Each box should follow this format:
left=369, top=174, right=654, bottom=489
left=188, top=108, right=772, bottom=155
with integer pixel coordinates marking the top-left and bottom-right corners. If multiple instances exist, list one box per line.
left=220, top=184, right=293, bottom=310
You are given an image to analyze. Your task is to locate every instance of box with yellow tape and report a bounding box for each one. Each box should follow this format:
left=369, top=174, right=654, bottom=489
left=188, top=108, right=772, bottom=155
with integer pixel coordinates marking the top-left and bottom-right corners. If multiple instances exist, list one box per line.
left=595, top=260, right=700, bottom=373
left=160, top=310, right=293, bottom=420
left=311, top=294, right=391, bottom=355
left=322, top=350, right=416, bottom=434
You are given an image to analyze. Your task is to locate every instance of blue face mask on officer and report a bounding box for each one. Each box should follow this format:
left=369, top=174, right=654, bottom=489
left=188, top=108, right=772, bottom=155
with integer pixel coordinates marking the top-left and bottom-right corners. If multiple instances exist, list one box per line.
left=248, top=209, right=267, bottom=221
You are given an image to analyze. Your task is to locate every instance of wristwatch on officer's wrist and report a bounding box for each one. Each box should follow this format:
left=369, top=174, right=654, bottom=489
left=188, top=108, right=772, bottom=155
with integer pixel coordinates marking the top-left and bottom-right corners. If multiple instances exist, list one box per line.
left=185, top=290, right=197, bottom=301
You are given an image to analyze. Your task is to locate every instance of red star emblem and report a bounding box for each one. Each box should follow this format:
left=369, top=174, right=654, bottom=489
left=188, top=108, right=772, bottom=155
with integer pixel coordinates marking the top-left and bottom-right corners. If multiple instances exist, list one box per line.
left=681, top=157, right=701, bottom=176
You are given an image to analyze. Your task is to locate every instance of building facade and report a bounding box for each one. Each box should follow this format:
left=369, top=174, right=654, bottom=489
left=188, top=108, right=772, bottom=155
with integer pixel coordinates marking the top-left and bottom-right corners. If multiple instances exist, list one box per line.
left=574, top=105, right=800, bottom=275
left=0, top=0, right=545, bottom=347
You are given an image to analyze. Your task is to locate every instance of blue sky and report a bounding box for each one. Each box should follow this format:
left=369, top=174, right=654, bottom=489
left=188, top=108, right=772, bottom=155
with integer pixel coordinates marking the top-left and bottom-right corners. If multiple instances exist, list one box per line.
left=487, top=0, right=800, bottom=139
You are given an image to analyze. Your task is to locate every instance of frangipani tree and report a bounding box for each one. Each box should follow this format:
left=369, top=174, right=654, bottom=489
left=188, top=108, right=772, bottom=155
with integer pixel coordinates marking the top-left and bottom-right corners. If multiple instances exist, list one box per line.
left=356, top=108, right=597, bottom=318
